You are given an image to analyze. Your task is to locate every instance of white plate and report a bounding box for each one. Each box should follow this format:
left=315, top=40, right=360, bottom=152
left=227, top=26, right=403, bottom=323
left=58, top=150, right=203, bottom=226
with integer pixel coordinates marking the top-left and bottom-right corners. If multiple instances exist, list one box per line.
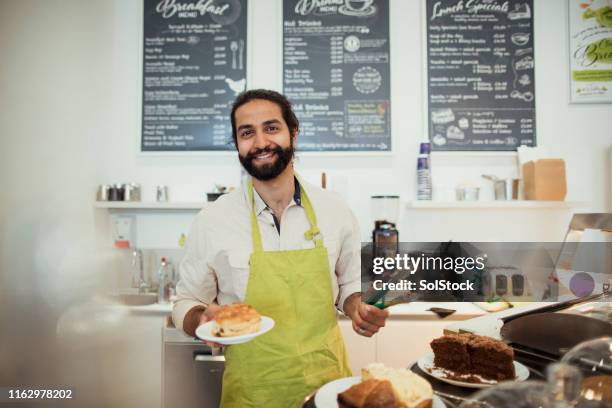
left=314, top=376, right=445, bottom=408
left=417, top=352, right=529, bottom=389
left=195, top=316, right=275, bottom=345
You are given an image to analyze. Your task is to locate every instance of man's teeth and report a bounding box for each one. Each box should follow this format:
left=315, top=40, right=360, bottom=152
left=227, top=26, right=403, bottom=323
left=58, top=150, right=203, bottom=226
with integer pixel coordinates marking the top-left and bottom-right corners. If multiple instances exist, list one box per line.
left=256, top=152, right=273, bottom=159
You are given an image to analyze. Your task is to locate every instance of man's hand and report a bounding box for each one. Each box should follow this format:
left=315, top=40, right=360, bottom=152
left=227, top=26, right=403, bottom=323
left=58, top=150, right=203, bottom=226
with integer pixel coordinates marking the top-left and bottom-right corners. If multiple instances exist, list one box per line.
left=343, top=293, right=389, bottom=337
left=197, top=304, right=223, bottom=348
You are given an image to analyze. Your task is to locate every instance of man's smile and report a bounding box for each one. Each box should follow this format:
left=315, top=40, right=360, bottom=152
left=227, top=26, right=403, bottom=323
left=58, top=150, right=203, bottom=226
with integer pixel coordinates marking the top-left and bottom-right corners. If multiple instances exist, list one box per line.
left=253, top=150, right=277, bottom=163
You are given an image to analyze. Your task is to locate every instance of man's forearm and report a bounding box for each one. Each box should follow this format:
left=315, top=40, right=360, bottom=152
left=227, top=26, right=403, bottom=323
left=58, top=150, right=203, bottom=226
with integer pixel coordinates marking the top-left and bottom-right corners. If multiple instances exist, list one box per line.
left=182, top=305, right=206, bottom=337
left=342, top=292, right=361, bottom=317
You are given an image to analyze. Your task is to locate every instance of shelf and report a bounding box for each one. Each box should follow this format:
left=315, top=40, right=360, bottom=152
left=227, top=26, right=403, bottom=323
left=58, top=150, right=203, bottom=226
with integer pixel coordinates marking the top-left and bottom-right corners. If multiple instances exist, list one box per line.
left=431, top=151, right=518, bottom=158
left=94, top=201, right=206, bottom=210
left=405, top=200, right=588, bottom=209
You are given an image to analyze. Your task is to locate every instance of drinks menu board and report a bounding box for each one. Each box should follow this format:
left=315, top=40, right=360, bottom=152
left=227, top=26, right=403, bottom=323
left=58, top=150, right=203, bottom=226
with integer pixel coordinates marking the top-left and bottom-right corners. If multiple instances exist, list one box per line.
left=141, top=0, right=247, bottom=152
left=426, top=0, right=536, bottom=151
left=283, top=0, right=391, bottom=151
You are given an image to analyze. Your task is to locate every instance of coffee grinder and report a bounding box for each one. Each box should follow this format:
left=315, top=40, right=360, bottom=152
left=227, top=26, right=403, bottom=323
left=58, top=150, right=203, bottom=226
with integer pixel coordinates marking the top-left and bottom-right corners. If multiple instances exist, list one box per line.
left=371, top=196, right=400, bottom=261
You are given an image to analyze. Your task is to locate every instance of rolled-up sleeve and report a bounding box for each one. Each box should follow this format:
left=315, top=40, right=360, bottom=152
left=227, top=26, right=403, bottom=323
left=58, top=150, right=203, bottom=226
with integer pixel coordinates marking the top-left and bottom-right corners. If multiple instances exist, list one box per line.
left=172, top=213, right=218, bottom=333
left=335, top=207, right=362, bottom=313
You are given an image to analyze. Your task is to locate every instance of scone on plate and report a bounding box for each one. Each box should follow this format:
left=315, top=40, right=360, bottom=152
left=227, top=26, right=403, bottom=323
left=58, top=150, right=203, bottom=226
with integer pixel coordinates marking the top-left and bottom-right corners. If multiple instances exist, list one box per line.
left=338, top=378, right=397, bottom=408
left=212, top=304, right=261, bottom=337
left=362, top=363, right=433, bottom=408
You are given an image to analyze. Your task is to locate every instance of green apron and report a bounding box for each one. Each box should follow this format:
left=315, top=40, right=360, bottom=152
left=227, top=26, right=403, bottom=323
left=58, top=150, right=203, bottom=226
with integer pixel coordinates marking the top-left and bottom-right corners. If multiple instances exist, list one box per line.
left=220, top=180, right=352, bottom=408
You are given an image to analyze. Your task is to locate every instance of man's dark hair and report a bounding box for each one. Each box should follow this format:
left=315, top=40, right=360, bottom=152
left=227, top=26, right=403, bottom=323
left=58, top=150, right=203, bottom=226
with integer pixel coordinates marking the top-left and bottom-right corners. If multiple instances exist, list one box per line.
left=230, top=89, right=299, bottom=145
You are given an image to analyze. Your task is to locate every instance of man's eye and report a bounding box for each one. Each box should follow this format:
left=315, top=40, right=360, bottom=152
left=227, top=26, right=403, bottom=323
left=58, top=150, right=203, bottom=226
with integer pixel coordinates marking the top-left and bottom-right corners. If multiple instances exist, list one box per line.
left=240, top=130, right=253, bottom=138
left=266, top=126, right=279, bottom=132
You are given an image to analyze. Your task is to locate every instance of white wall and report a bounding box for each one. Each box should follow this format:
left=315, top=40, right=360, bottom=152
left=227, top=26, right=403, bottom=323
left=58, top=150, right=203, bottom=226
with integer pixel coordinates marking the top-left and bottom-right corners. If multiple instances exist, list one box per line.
left=93, top=0, right=612, bottom=245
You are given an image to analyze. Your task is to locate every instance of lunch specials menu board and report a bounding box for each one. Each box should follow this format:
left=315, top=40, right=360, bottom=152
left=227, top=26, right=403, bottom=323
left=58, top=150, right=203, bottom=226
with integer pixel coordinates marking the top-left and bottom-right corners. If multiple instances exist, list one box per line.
left=141, top=0, right=247, bottom=151
left=283, top=0, right=391, bottom=151
left=426, top=0, right=536, bottom=151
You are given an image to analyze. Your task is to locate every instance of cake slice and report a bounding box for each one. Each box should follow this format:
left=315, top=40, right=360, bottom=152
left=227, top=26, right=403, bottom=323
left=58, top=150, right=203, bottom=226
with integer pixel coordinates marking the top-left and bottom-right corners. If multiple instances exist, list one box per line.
left=429, top=333, right=471, bottom=373
left=362, top=363, right=433, bottom=408
left=430, top=333, right=516, bottom=382
left=467, top=334, right=516, bottom=381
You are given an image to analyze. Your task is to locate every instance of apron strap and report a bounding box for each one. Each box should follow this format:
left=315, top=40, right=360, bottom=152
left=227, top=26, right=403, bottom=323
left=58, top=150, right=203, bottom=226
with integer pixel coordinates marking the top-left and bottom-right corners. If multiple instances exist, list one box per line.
left=299, top=184, right=323, bottom=248
left=248, top=179, right=265, bottom=253
left=248, top=177, right=323, bottom=252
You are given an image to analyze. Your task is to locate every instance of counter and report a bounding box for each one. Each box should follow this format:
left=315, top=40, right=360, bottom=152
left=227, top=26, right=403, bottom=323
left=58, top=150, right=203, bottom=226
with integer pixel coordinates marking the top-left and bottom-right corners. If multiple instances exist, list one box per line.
left=123, top=302, right=173, bottom=315
left=443, top=302, right=558, bottom=338
left=384, top=302, right=485, bottom=320
left=112, top=299, right=486, bottom=319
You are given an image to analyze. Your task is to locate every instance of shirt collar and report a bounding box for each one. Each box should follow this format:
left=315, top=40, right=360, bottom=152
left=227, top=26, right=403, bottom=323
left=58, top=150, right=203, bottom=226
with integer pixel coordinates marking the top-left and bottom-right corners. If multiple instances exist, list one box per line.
left=246, top=175, right=302, bottom=216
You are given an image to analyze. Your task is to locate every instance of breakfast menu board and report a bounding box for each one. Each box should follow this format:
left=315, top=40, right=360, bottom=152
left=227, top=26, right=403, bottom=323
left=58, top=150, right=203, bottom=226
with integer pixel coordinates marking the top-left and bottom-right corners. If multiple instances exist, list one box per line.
left=569, top=0, right=612, bottom=104
left=283, top=0, right=391, bottom=151
left=141, top=0, right=247, bottom=151
left=426, top=0, right=536, bottom=151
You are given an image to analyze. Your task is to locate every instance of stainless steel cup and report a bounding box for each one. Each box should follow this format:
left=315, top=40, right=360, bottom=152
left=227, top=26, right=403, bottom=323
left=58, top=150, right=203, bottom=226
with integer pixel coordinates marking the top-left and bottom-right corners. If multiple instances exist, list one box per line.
left=130, top=183, right=141, bottom=201
left=124, top=183, right=141, bottom=201
left=156, top=185, right=168, bottom=202
left=124, top=184, right=133, bottom=201
left=483, top=175, right=520, bottom=200
left=505, top=178, right=520, bottom=200
left=493, top=179, right=507, bottom=200
left=456, top=187, right=480, bottom=201
left=97, top=184, right=110, bottom=201
left=108, top=184, right=125, bottom=201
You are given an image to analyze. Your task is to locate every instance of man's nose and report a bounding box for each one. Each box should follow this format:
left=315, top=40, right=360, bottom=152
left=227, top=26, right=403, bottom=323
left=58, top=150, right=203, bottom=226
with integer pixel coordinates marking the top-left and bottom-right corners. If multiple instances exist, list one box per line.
left=253, top=129, right=268, bottom=149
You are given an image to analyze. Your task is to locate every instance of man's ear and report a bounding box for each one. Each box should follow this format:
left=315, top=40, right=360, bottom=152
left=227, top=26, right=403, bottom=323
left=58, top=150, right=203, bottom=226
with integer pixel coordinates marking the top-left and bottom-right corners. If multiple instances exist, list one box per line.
left=291, top=129, right=297, bottom=143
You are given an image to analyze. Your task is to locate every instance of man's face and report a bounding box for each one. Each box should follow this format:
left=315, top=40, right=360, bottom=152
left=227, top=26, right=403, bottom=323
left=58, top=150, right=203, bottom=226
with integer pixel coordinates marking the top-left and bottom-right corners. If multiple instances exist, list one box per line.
left=234, top=99, right=295, bottom=181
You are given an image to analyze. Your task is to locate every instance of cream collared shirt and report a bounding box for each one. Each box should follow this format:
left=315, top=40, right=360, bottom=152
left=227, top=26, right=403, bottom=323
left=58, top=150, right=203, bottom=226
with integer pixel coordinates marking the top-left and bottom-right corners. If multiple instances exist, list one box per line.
left=172, top=175, right=362, bottom=334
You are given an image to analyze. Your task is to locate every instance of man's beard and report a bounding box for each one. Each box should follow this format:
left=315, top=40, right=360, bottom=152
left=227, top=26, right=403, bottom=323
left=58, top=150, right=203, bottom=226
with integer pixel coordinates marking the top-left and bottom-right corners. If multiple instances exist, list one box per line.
left=239, top=142, right=294, bottom=181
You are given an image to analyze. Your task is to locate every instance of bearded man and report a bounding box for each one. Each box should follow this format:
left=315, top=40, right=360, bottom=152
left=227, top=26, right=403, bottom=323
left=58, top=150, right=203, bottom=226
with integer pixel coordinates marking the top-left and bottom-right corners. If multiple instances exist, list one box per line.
left=173, top=89, right=389, bottom=408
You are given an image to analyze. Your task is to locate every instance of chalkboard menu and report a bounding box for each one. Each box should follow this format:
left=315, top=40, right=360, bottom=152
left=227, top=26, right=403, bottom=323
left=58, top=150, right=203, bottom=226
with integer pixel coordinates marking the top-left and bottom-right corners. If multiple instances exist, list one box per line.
left=426, top=0, right=536, bottom=151
left=141, top=0, right=247, bottom=151
left=283, top=0, right=391, bottom=151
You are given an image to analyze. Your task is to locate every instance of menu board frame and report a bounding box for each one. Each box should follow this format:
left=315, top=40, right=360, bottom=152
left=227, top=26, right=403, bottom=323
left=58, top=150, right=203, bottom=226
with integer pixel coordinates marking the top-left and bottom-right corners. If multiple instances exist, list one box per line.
left=423, top=0, right=538, bottom=152
left=568, top=0, right=612, bottom=104
left=281, top=0, right=393, bottom=155
left=138, top=0, right=250, bottom=155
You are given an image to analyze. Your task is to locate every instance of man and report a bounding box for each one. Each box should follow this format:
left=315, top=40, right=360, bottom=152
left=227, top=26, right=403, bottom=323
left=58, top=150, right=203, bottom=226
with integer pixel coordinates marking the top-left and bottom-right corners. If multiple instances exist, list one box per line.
left=173, top=89, right=389, bottom=407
